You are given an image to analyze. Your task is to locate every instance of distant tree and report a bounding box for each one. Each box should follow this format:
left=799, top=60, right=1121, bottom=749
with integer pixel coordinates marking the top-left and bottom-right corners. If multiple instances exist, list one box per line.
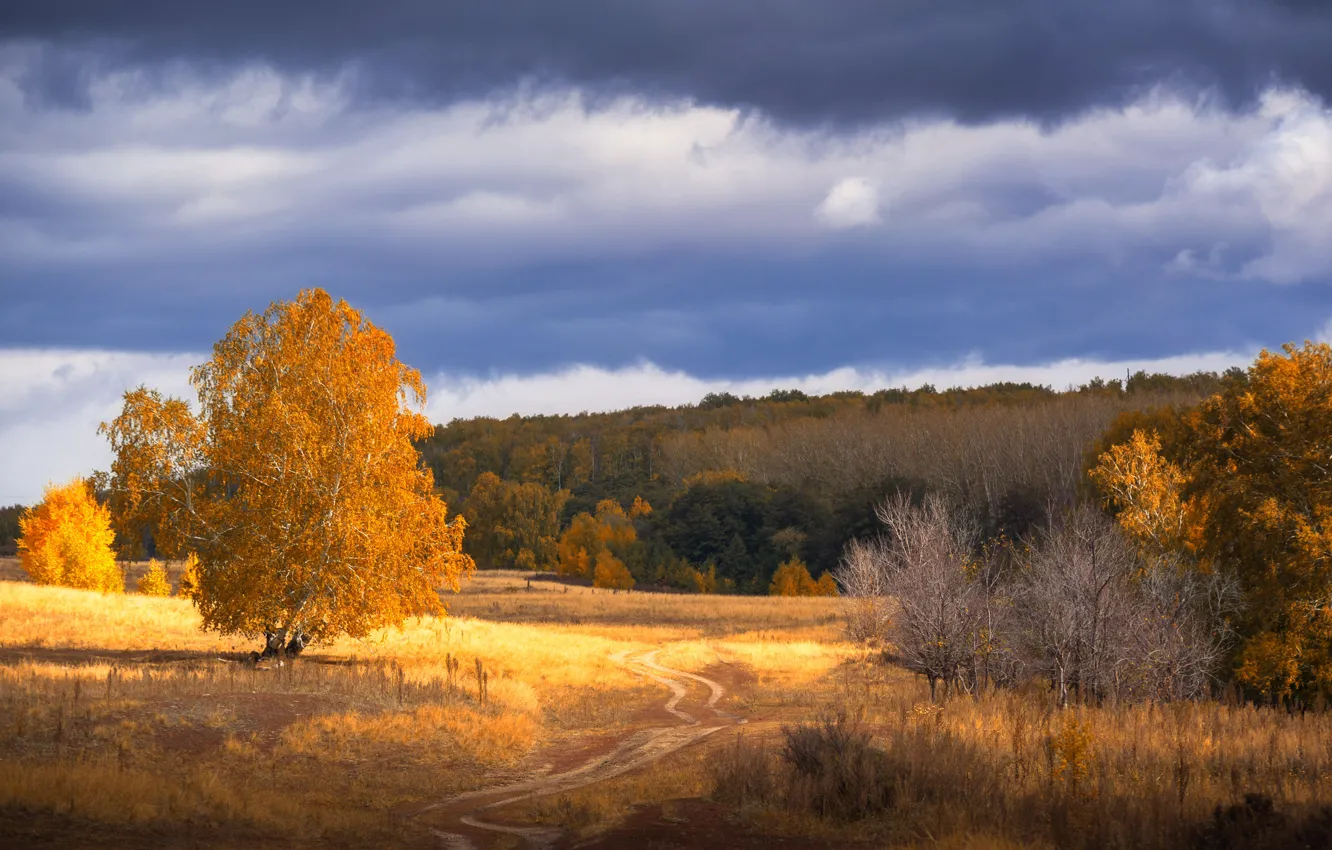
left=769, top=558, right=816, bottom=596
left=0, top=504, right=25, bottom=557
left=18, top=478, right=122, bottom=593
left=629, top=495, right=652, bottom=518
left=99, top=288, right=473, bottom=652
left=699, top=391, right=743, bottom=410
left=556, top=498, right=642, bottom=578
left=658, top=479, right=776, bottom=591
left=837, top=493, right=985, bottom=700
left=1014, top=506, right=1227, bottom=705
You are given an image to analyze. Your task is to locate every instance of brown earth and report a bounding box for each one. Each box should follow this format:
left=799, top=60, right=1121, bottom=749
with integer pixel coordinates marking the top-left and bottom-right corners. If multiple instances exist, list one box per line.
left=412, top=649, right=766, bottom=850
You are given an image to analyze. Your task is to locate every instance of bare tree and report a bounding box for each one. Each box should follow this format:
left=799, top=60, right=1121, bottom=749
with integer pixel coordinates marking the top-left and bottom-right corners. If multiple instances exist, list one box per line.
left=1014, top=506, right=1231, bottom=705
left=1013, top=506, right=1138, bottom=706
left=836, top=493, right=986, bottom=700
left=1116, top=558, right=1237, bottom=701
left=841, top=494, right=1229, bottom=706
left=836, top=536, right=894, bottom=642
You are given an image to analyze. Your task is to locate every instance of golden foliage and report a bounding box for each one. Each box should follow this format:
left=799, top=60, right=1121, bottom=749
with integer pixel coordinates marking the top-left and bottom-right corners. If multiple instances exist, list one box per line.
left=629, top=495, right=652, bottom=518
left=135, top=559, right=171, bottom=596
left=18, top=478, right=122, bottom=593
left=769, top=558, right=838, bottom=597
left=592, top=550, right=635, bottom=590
left=1090, top=429, right=1197, bottom=557
left=1050, top=713, right=1096, bottom=792
left=99, top=288, right=473, bottom=642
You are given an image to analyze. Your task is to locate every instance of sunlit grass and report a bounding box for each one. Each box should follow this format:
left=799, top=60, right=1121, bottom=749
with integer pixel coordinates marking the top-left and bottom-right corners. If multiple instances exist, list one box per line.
left=6, top=569, right=1331, bottom=848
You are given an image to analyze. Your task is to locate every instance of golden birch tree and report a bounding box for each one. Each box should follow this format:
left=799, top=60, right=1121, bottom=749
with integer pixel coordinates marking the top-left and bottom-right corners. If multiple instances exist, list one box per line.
left=99, top=288, right=473, bottom=650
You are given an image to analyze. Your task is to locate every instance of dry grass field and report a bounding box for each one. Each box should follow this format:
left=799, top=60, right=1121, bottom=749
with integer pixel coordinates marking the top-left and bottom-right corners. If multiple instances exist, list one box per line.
left=3, top=558, right=1332, bottom=848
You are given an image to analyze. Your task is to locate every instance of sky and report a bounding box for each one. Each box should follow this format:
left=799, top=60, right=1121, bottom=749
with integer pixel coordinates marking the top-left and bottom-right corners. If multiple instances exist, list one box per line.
left=2, top=1, right=1332, bottom=504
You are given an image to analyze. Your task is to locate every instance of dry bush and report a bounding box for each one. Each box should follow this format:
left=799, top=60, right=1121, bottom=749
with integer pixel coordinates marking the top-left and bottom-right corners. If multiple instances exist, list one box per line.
left=712, top=714, right=897, bottom=824
left=780, top=712, right=894, bottom=821
left=710, top=734, right=777, bottom=809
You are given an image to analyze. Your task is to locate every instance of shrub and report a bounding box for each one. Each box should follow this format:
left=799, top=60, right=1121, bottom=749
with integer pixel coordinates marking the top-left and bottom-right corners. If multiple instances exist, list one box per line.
left=136, top=560, right=171, bottom=596
left=781, top=711, right=895, bottom=820
left=711, top=714, right=895, bottom=822
left=710, top=734, right=777, bottom=809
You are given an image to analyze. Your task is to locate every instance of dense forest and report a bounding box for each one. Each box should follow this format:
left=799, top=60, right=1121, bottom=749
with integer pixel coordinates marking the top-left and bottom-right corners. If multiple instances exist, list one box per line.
left=417, top=370, right=1229, bottom=593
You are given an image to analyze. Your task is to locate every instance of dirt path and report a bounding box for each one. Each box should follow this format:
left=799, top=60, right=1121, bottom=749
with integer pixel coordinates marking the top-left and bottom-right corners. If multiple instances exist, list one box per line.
left=412, top=649, right=743, bottom=850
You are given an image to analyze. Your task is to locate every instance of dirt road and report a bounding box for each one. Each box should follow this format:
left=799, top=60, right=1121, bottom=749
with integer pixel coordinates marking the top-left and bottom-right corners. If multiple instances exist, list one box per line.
left=412, top=649, right=743, bottom=850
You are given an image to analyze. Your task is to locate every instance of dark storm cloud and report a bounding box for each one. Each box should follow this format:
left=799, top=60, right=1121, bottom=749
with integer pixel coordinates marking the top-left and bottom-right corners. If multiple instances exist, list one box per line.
left=4, top=0, right=1332, bottom=125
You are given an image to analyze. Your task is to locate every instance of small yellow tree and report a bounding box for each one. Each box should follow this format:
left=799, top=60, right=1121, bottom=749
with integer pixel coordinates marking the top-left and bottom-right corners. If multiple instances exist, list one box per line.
left=769, top=558, right=839, bottom=597
left=814, top=571, right=839, bottom=597
left=18, top=478, right=122, bottom=593
left=136, top=559, right=171, bottom=596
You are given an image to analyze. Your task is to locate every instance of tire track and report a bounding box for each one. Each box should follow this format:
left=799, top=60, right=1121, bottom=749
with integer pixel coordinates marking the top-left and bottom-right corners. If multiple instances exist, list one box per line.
left=413, top=649, right=740, bottom=850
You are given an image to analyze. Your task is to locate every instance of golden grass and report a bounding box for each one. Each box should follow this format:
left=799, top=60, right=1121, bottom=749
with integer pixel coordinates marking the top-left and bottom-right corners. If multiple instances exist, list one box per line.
left=0, top=571, right=851, bottom=846
left=703, top=657, right=1332, bottom=848
left=5, top=568, right=1331, bottom=848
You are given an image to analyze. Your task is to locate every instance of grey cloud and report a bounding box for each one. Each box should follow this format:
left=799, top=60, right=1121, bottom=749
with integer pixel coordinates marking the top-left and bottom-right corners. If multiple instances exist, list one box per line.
left=4, top=1, right=1332, bottom=126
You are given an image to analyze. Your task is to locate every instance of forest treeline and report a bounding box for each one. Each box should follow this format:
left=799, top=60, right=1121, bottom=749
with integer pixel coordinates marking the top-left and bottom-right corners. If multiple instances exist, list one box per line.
left=417, top=370, right=1229, bottom=593
left=0, top=371, right=1229, bottom=591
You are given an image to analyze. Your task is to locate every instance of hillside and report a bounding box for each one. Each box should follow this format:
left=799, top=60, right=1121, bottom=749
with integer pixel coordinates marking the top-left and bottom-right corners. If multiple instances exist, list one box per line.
left=417, top=371, right=1226, bottom=591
